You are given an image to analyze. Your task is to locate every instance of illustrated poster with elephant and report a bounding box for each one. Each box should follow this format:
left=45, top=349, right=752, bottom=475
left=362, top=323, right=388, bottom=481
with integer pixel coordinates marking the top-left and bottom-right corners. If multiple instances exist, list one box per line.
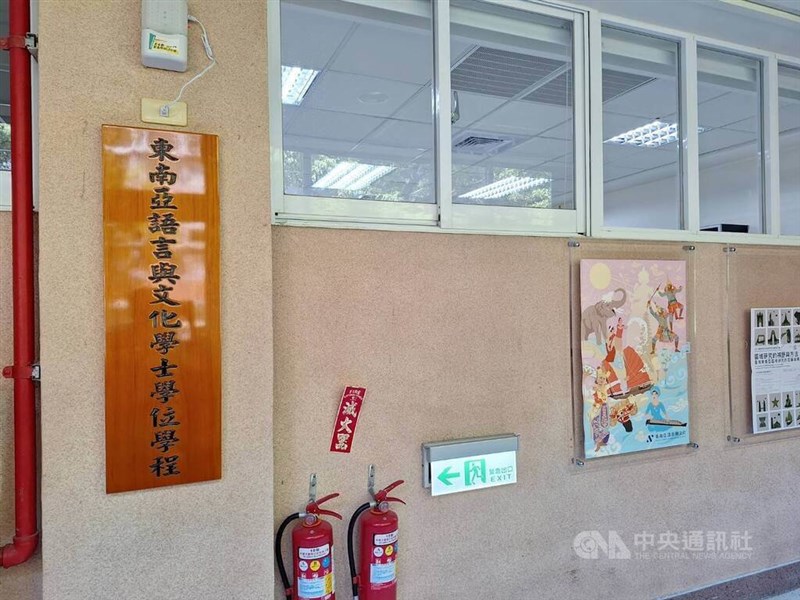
left=580, top=259, right=690, bottom=459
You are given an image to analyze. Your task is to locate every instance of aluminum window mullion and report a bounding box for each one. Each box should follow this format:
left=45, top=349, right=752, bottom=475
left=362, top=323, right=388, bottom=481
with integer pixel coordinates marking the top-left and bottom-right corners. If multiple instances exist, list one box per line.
left=764, top=54, right=781, bottom=235
left=681, top=36, right=700, bottom=234
left=572, top=11, right=588, bottom=234
left=433, top=0, right=453, bottom=229
left=587, top=10, right=603, bottom=236
left=268, top=0, right=286, bottom=217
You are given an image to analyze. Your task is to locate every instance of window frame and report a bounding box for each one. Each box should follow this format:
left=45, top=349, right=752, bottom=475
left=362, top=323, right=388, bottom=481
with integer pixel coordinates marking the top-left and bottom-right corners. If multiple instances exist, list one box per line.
left=440, top=0, right=589, bottom=235
left=268, top=0, right=440, bottom=227
left=775, top=55, right=800, bottom=237
left=270, top=0, right=591, bottom=236
left=589, top=13, right=798, bottom=245
left=695, top=39, right=772, bottom=237
left=269, top=0, right=800, bottom=246
left=588, top=16, right=693, bottom=241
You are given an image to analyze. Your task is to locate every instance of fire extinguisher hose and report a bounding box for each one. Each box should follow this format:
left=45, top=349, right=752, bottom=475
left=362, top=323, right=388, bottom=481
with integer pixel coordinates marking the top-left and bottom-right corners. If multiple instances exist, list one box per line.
left=347, top=502, right=372, bottom=599
left=275, top=512, right=301, bottom=599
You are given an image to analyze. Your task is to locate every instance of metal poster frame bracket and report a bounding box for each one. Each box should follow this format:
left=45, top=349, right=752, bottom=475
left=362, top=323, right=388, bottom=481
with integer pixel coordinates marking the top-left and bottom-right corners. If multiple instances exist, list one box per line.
left=724, top=244, right=800, bottom=447
left=568, top=239, right=700, bottom=472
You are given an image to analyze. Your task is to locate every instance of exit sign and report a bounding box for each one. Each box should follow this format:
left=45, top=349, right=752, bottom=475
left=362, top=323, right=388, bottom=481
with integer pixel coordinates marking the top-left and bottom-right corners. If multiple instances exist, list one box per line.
left=430, top=450, right=517, bottom=497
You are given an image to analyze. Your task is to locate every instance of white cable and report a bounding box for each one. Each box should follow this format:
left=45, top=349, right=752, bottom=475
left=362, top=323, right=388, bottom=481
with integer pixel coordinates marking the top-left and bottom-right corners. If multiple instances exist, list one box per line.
left=163, top=15, right=216, bottom=114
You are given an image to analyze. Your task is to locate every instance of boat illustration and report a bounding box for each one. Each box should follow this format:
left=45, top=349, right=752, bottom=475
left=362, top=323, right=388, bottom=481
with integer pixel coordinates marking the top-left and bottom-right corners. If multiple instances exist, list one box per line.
left=605, top=347, right=653, bottom=400
left=645, top=418, right=687, bottom=428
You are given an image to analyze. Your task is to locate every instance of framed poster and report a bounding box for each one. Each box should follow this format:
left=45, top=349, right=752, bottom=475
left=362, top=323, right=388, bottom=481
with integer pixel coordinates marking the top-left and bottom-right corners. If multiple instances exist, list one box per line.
left=103, top=125, right=221, bottom=493
left=579, top=259, right=690, bottom=459
left=750, top=307, right=800, bottom=434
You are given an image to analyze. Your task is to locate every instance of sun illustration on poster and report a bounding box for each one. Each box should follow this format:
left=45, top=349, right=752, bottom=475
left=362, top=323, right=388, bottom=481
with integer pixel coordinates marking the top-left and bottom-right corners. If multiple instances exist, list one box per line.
left=589, top=262, right=611, bottom=290
left=579, top=259, right=690, bottom=459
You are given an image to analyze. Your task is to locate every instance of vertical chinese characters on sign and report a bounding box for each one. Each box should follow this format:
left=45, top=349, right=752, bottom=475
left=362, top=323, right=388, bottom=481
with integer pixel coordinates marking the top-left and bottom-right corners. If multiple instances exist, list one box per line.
left=329, top=387, right=366, bottom=453
left=103, top=125, right=221, bottom=493
left=147, top=138, right=183, bottom=478
left=579, top=260, right=691, bottom=459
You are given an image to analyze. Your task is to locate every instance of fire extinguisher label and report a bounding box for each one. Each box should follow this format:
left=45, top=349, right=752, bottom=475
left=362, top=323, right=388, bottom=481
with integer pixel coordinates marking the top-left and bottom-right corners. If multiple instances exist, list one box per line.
left=296, top=573, right=334, bottom=599
left=297, top=544, right=334, bottom=600
left=298, top=544, right=330, bottom=560
left=370, top=561, right=396, bottom=585
left=370, top=529, right=398, bottom=588
left=373, top=530, right=398, bottom=546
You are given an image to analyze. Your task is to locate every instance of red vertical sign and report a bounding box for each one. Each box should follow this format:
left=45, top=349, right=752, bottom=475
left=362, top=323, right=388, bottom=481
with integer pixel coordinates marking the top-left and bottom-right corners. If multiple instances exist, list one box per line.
left=329, top=387, right=366, bottom=453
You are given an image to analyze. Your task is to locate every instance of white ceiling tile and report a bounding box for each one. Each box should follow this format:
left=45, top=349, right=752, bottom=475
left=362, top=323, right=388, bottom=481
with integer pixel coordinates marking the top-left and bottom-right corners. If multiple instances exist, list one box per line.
left=282, top=105, right=299, bottom=129
left=536, top=160, right=573, bottom=181
left=723, top=116, right=759, bottom=134
left=347, top=142, right=427, bottom=164
left=603, top=164, right=642, bottom=181
left=779, top=103, right=800, bottom=132
left=281, top=5, right=352, bottom=70
left=603, top=143, right=680, bottom=170
left=477, top=154, right=543, bottom=171
left=474, top=101, right=571, bottom=136
left=698, top=83, right=731, bottom=103
left=286, top=109, right=383, bottom=143
left=536, top=119, right=572, bottom=140
left=304, top=71, right=422, bottom=118
left=698, top=128, right=757, bottom=154
left=452, top=153, right=492, bottom=170
left=698, top=91, right=759, bottom=128
left=779, top=96, right=800, bottom=108
left=603, top=79, right=679, bottom=119
left=331, top=23, right=433, bottom=85
left=452, top=92, right=507, bottom=128
left=500, top=136, right=572, bottom=161
left=283, top=134, right=356, bottom=156
left=393, top=87, right=433, bottom=123
left=363, top=119, right=434, bottom=151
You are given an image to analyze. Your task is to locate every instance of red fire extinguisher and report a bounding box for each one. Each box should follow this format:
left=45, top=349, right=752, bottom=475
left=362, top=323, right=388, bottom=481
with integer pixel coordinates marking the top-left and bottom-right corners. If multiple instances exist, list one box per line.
left=347, top=465, right=405, bottom=600
left=276, top=474, right=343, bottom=600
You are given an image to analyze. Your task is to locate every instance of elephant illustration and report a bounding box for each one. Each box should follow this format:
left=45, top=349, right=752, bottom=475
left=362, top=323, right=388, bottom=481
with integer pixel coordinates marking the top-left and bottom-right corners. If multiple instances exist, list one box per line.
left=581, top=288, right=627, bottom=343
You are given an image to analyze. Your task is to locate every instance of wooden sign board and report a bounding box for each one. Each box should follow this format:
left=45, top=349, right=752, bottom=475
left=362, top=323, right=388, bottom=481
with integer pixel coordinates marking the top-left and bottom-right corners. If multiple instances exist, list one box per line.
left=103, top=125, right=221, bottom=493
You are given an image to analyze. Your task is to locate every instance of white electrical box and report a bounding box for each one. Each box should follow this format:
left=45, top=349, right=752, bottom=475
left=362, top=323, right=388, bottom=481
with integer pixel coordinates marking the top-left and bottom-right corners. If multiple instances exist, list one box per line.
left=141, top=0, right=188, bottom=72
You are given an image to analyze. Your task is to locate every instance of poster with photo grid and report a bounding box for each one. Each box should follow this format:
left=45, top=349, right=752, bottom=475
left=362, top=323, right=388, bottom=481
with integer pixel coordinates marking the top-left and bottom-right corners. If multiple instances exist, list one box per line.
left=751, top=308, right=800, bottom=434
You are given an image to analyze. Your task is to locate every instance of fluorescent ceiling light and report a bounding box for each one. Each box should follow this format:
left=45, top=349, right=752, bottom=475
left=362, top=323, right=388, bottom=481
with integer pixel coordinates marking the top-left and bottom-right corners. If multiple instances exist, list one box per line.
left=459, top=176, right=551, bottom=200
left=604, top=120, right=705, bottom=148
left=313, top=161, right=396, bottom=191
left=281, top=66, right=319, bottom=105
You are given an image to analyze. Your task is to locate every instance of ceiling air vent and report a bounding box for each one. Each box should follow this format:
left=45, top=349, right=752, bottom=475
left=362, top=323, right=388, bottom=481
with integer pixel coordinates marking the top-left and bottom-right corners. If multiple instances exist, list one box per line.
left=602, top=69, right=655, bottom=102
left=452, top=131, right=524, bottom=155
left=523, top=70, right=572, bottom=106
left=521, top=68, right=655, bottom=107
left=451, top=46, right=565, bottom=98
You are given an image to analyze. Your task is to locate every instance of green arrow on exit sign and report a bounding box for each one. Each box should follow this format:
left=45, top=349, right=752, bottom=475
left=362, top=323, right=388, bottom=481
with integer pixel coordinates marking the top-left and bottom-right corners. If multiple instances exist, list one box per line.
left=437, top=465, right=460, bottom=486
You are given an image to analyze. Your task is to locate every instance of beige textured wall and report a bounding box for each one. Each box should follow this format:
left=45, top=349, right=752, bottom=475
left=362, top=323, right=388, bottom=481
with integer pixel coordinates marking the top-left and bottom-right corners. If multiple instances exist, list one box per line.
left=37, top=2, right=273, bottom=599
left=273, top=227, right=800, bottom=600
left=0, top=214, right=42, bottom=599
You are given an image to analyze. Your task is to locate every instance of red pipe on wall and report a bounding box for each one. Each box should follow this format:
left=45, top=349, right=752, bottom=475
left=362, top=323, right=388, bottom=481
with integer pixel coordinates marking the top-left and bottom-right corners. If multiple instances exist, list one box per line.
left=1, top=0, right=39, bottom=568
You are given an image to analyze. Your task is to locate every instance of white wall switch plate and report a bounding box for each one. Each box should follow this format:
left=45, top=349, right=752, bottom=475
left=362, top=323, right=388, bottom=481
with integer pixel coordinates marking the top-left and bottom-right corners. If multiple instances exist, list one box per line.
left=141, top=98, right=188, bottom=126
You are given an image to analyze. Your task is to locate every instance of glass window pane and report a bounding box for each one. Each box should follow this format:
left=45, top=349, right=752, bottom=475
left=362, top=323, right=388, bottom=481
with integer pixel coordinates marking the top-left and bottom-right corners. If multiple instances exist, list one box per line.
left=778, top=64, right=800, bottom=236
left=601, top=27, right=681, bottom=229
left=697, top=47, right=763, bottom=233
left=280, top=0, right=434, bottom=203
left=450, top=1, right=574, bottom=209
